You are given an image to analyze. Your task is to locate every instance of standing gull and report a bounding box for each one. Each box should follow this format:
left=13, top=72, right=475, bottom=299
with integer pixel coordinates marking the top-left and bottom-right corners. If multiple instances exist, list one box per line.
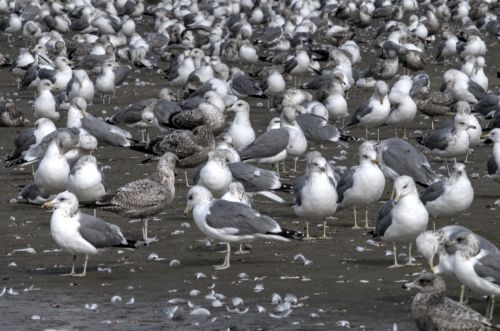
left=98, top=153, right=177, bottom=244
left=33, top=80, right=59, bottom=121
left=67, top=155, right=106, bottom=203
left=184, top=185, right=303, bottom=270
left=447, top=231, right=500, bottom=320
left=293, top=155, right=338, bottom=239
left=43, top=191, right=135, bottom=277
left=337, top=141, right=385, bottom=229
left=373, top=176, right=429, bottom=268
left=194, top=150, right=233, bottom=197
left=420, top=163, right=473, bottom=222
left=34, top=138, right=70, bottom=197
left=404, top=273, right=496, bottom=331
left=347, top=80, right=390, bottom=140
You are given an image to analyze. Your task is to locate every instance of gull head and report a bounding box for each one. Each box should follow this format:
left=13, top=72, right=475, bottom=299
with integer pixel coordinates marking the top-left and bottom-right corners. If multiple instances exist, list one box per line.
left=374, top=81, right=388, bottom=104
left=451, top=163, right=467, bottom=178
left=226, top=100, right=249, bottom=113
left=359, top=141, right=378, bottom=165
left=309, top=156, right=327, bottom=173
left=403, top=273, right=446, bottom=296
left=184, top=185, right=214, bottom=215
left=42, top=191, right=79, bottom=216
left=415, top=230, right=440, bottom=270
left=486, top=128, right=500, bottom=144
left=444, top=231, right=480, bottom=258
left=393, top=175, right=417, bottom=203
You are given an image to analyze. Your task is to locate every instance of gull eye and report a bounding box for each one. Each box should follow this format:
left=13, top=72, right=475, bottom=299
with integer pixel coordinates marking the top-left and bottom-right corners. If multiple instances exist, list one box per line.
left=403, top=185, right=408, bottom=189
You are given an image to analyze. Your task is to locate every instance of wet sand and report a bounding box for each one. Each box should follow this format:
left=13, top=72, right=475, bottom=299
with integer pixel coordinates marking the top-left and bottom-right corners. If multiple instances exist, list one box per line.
left=1, top=17, right=500, bottom=331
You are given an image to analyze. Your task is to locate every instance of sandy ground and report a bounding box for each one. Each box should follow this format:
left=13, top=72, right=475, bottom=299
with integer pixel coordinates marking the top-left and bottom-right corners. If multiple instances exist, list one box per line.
left=1, top=14, right=500, bottom=331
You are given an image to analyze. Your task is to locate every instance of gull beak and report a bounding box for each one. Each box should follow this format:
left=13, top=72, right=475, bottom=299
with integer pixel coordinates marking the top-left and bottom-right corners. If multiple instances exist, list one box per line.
left=428, top=259, right=434, bottom=271
left=379, top=96, right=384, bottom=104
left=183, top=204, right=192, bottom=216
left=402, top=280, right=415, bottom=290
left=468, top=125, right=476, bottom=129
left=371, top=159, right=378, bottom=165
left=319, top=166, right=326, bottom=172
left=394, top=193, right=401, bottom=203
left=484, top=138, right=493, bottom=144
left=42, top=201, right=55, bottom=209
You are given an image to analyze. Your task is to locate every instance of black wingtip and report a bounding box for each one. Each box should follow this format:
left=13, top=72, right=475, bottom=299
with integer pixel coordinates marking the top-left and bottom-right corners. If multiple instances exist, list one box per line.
left=277, top=229, right=305, bottom=240
left=415, top=137, right=424, bottom=145
left=339, top=134, right=360, bottom=142
left=114, top=239, right=137, bottom=249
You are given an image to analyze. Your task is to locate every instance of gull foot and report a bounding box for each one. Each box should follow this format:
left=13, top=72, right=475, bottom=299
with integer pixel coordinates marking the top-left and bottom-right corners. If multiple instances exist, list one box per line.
left=387, top=264, right=405, bottom=269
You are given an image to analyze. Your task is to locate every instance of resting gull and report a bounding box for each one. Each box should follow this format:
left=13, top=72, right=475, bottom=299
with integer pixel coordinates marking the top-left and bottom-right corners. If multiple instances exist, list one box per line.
left=404, top=273, right=496, bottom=331
left=33, top=79, right=59, bottom=121
left=43, top=191, right=135, bottom=277
left=184, top=185, right=303, bottom=270
left=0, top=100, right=23, bottom=127
left=194, top=150, right=233, bottom=197
left=34, top=138, right=70, bottom=197
left=67, top=69, right=95, bottom=104
left=98, top=153, right=177, bottom=244
left=377, top=138, right=440, bottom=187
left=347, top=80, right=390, bottom=140
left=226, top=100, right=255, bottom=151
left=413, top=86, right=455, bottom=130
left=373, top=175, right=429, bottom=268
left=337, top=141, right=385, bottom=229
left=385, top=75, right=417, bottom=139
left=67, top=155, right=106, bottom=203
left=293, top=155, right=337, bottom=239
left=419, top=163, right=473, bottom=221
left=485, top=129, right=500, bottom=183
left=418, top=114, right=476, bottom=163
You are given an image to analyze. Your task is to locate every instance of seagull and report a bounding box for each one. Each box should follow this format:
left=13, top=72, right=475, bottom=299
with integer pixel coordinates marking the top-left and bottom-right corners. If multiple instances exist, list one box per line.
left=414, top=87, right=455, bottom=130
left=281, top=106, right=308, bottom=171
left=404, top=273, right=496, bottom=331
left=67, top=155, right=106, bottom=203
left=67, top=69, right=95, bottom=104
left=34, top=138, right=70, bottom=197
left=226, top=100, right=255, bottom=151
left=486, top=128, right=500, bottom=183
left=373, top=175, right=429, bottom=268
left=377, top=138, right=440, bottom=187
left=194, top=150, right=233, bottom=197
left=293, top=155, right=338, bottom=239
left=184, top=185, right=303, bottom=270
left=42, top=191, right=135, bottom=277
left=33, top=79, right=58, bottom=121
left=418, top=114, right=476, bottom=163
left=366, top=49, right=399, bottom=81
left=420, top=163, right=473, bottom=222
left=0, top=100, right=23, bottom=127
left=347, top=80, right=391, bottom=140
left=98, top=153, right=177, bottom=244
left=441, top=69, right=486, bottom=104
left=337, top=141, right=385, bottom=229
left=95, top=62, right=131, bottom=103
left=446, top=231, right=500, bottom=320
left=385, top=76, right=417, bottom=138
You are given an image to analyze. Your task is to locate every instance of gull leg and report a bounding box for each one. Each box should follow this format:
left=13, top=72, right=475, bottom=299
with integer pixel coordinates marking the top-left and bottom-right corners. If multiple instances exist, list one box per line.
left=303, top=221, right=314, bottom=241
left=459, top=284, right=466, bottom=303
left=184, top=171, right=192, bottom=188
left=61, top=255, right=76, bottom=276
left=364, top=207, right=374, bottom=229
left=319, top=219, right=332, bottom=239
left=352, top=207, right=361, bottom=229
left=406, top=242, right=419, bottom=266
left=403, top=127, right=408, bottom=140
left=394, top=128, right=398, bottom=138
left=377, top=127, right=380, bottom=142
left=73, top=255, right=89, bottom=277
left=235, top=244, right=250, bottom=255
left=431, top=119, right=435, bottom=130
left=142, top=219, right=158, bottom=245
left=365, top=126, right=368, bottom=140
left=388, top=242, right=404, bottom=268
left=490, top=296, right=495, bottom=320
left=293, top=157, right=298, bottom=172
left=214, top=243, right=231, bottom=270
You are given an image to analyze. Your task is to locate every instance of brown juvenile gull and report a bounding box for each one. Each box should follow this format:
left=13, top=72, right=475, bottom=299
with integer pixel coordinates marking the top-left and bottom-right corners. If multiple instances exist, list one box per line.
left=414, top=86, right=456, bottom=130
left=97, top=152, right=177, bottom=244
left=404, top=273, right=497, bottom=331
left=43, top=191, right=136, bottom=277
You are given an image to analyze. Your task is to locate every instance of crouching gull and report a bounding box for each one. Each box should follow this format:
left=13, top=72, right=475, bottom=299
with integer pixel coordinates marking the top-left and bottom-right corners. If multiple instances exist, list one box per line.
left=373, top=176, right=429, bottom=268
left=43, top=191, right=135, bottom=277
left=98, top=153, right=177, bottom=244
left=337, top=141, right=385, bottom=229
left=184, top=185, right=303, bottom=270
left=404, top=273, right=497, bottom=331
left=446, top=231, right=500, bottom=320
left=67, top=155, right=106, bottom=203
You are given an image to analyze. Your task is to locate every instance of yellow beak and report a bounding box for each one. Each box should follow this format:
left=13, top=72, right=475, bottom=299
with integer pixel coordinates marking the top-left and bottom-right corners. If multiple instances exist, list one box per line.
left=371, top=159, right=378, bottom=165
left=394, top=193, right=401, bottom=203
left=42, top=201, right=55, bottom=209
left=183, top=205, right=191, bottom=216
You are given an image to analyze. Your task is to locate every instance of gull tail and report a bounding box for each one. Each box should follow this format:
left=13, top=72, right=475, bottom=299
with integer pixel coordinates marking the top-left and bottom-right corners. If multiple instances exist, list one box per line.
left=339, top=134, right=360, bottom=142
left=274, top=229, right=304, bottom=240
